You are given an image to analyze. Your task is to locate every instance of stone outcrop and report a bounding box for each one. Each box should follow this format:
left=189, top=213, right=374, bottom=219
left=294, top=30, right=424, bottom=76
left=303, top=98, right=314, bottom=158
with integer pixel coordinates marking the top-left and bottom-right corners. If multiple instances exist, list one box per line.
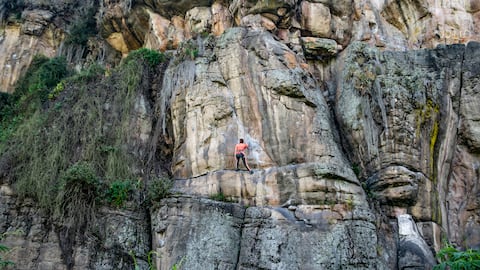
left=2, top=0, right=480, bottom=92
left=336, top=41, right=480, bottom=250
left=153, top=195, right=379, bottom=270
left=0, top=184, right=151, bottom=270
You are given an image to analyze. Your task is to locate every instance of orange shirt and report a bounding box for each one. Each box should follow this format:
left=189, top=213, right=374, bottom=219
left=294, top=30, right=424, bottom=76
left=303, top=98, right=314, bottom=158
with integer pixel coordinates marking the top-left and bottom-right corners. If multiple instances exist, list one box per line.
left=235, top=143, right=248, bottom=154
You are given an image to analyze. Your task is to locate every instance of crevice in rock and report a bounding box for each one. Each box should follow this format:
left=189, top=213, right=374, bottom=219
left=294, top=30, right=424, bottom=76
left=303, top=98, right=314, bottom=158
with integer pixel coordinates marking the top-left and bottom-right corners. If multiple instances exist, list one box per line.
left=233, top=206, right=247, bottom=270
left=444, top=45, right=466, bottom=236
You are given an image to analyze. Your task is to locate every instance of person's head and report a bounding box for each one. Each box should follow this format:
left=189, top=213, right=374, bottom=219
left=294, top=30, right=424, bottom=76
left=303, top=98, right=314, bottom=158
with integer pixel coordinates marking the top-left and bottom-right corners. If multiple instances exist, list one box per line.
left=239, top=138, right=244, bottom=143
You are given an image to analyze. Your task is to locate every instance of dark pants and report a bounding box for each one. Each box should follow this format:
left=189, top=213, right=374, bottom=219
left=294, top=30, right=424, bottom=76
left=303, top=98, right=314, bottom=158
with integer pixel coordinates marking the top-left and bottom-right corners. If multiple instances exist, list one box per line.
left=236, top=153, right=247, bottom=170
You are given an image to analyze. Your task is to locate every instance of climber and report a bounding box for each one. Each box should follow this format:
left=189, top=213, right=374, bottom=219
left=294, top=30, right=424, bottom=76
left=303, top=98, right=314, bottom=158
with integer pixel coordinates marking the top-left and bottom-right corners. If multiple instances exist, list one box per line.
left=234, top=138, right=253, bottom=174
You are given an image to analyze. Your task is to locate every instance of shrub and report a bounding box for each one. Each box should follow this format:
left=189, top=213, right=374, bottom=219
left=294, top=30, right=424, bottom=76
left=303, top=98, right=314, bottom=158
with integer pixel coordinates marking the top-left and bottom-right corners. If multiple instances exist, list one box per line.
left=13, top=55, right=69, bottom=107
left=104, top=179, right=135, bottom=207
left=210, top=192, right=229, bottom=202
left=70, top=63, right=105, bottom=83
left=0, top=93, right=13, bottom=120
left=434, top=244, right=480, bottom=270
left=124, top=48, right=165, bottom=67
left=0, top=243, right=14, bottom=268
left=55, top=162, right=99, bottom=226
left=147, top=177, right=173, bottom=203
left=48, top=81, right=65, bottom=100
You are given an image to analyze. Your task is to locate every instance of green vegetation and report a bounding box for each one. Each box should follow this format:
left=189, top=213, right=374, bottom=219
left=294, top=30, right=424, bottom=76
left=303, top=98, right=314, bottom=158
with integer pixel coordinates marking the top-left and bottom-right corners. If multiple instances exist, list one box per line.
left=434, top=244, right=480, bottom=270
left=175, top=40, right=199, bottom=63
left=124, top=48, right=166, bottom=67
left=105, top=179, right=136, bottom=207
left=1, top=48, right=169, bottom=215
left=0, top=55, right=69, bottom=143
left=0, top=231, right=23, bottom=268
left=0, top=50, right=172, bottom=267
left=54, top=162, right=100, bottom=227
left=209, top=192, right=232, bottom=202
left=147, top=177, right=174, bottom=204
left=0, top=242, right=13, bottom=268
left=15, top=55, right=69, bottom=104
left=352, top=164, right=361, bottom=177
left=65, top=8, right=98, bottom=46
left=131, top=250, right=184, bottom=270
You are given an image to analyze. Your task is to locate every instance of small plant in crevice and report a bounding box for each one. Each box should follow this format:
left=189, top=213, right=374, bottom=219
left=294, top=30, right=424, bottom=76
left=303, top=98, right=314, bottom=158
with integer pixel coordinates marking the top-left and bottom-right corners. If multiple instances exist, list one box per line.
left=147, top=177, right=174, bottom=204
left=352, top=163, right=361, bottom=178
left=0, top=233, right=14, bottom=268
left=209, top=192, right=233, bottom=202
left=131, top=250, right=185, bottom=270
left=124, top=48, right=166, bottom=67
left=69, top=63, right=106, bottom=83
left=104, top=179, right=136, bottom=208
left=175, top=40, right=199, bottom=63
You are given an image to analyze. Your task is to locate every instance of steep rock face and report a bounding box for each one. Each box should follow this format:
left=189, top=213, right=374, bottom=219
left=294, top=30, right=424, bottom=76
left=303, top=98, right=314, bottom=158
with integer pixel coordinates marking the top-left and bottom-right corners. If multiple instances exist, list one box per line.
left=0, top=1, right=480, bottom=270
left=154, top=28, right=380, bottom=268
left=0, top=185, right=151, bottom=270
left=152, top=195, right=379, bottom=270
left=0, top=18, right=58, bottom=92
left=2, top=0, right=480, bottom=92
left=335, top=41, right=480, bottom=250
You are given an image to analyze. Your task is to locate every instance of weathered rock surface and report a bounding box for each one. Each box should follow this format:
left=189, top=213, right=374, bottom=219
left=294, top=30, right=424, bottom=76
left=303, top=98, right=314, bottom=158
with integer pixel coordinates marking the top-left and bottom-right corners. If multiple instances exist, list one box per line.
left=0, top=184, right=151, bottom=270
left=336, top=41, right=480, bottom=251
left=2, top=0, right=480, bottom=92
left=152, top=195, right=379, bottom=270
left=0, top=1, right=480, bottom=270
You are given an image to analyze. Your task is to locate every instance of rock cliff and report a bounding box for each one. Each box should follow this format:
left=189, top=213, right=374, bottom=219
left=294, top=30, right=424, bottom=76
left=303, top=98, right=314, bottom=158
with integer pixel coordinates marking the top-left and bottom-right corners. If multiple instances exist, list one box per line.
left=0, top=0, right=479, bottom=269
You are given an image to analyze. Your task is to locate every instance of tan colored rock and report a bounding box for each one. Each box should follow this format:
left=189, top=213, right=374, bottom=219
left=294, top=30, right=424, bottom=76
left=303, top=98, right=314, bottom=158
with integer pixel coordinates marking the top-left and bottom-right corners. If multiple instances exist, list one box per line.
left=106, top=32, right=129, bottom=55
left=301, top=37, right=339, bottom=59
left=142, top=0, right=211, bottom=18
left=144, top=11, right=186, bottom=51
left=100, top=5, right=145, bottom=53
left=211, top=1, right=233, bottom=36
left=185, top=6, right=212, bottom=37
left=240, top=14, right=277, bottom=31
left=300, top=1, right=331, bottom=37
left=0, top=24, right=57, bottom=93
left=169, top=28, right=352, bottom=181
left=466, top=0, right=480, bottom=12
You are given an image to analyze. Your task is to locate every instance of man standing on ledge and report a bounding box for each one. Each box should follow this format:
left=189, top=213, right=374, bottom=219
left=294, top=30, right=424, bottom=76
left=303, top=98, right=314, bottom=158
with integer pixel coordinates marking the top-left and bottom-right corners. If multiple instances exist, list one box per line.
left=234, top=138, right=253, bottom=174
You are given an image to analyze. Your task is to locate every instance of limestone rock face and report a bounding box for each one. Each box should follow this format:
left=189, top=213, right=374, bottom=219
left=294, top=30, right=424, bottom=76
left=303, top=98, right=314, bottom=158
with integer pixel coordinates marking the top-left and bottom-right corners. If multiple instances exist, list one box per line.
left=2, top=0, right=480, bottom=92
left=156, top=28, right=379, bottom=269
left=335, top=41, right=480, bottom=251
left=0, top=185, right=151, bottom=270
left=0, top=23, right=55, bottom=92
left=1, top=1, right=480, bottom=270
left=152, top=195, right=379, bottom=270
